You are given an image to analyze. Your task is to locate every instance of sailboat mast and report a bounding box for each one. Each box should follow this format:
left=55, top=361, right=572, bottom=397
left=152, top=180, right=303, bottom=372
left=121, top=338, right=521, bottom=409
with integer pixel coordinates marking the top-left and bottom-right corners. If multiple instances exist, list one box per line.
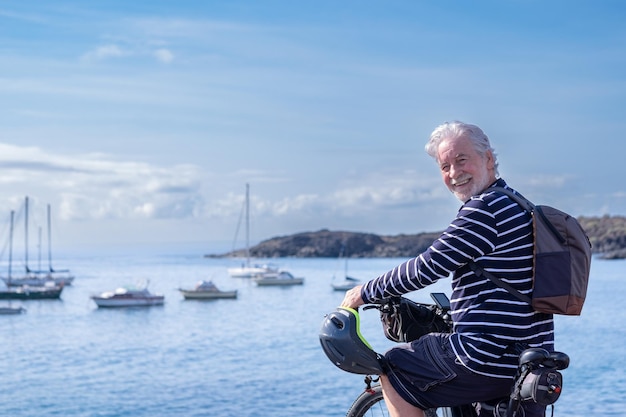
left=24, top=196, right=29, bottom=274
left=8, top=210, right=14, bottom=282
left=37, top=226, right=42, bottom=272
left=245, top=183, right=250, bottom=268
left=47, top=204, right=52, bottom=272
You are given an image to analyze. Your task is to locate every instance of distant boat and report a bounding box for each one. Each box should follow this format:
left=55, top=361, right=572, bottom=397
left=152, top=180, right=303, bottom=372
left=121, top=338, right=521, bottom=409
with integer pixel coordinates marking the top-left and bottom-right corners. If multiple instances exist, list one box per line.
left=253, top=270, right=304, bottom=286
left=2, top=199, right=74, bottom=287
left=0, top=209, right=63, bottom=300
left=178, top=280, right=237, bottom=300
left=331, top=243, right=361, bottom=291
left=227, top=183, right=280, bottom=278
left=0, top=305, right=26, bottom=314
left=0, top=284, right=63, bottom=300
left=228, top=263, right=279, bottom=278
left=331, top=275, right=361, bottom=291
left=30, top=203, right=75, bottom=286
left=91, top=281, right=164, bottom=308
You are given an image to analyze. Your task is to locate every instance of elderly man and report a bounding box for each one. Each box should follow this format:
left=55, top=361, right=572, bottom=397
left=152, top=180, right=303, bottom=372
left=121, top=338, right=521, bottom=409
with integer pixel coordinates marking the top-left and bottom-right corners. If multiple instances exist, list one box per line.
left=341, top=121, right=554, bottom=417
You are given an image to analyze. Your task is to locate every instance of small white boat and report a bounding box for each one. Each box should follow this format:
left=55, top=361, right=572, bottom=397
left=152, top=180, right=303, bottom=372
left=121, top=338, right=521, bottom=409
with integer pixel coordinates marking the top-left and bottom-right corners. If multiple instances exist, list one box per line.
left=178, top=280, right=237, bottom=300
left=0, top=305, right=26, bottom=315
left=253, top=270, right=304, bottom=286
left=228, top=263, right=279, bottom=278
left=91, top=283, right=164, bottom=308
left=226, top=184, right=282, bottom=278
left=330, top=242, right=362, bottom=291
left=331, top=276, right=361, bottom=291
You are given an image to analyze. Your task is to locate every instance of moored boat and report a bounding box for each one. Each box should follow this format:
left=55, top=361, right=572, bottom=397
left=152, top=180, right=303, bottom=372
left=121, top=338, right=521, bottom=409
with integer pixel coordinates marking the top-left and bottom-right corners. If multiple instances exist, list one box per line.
left=330, top=242, right=361, bottom=291
left=225, top=184, right=282, bottom=278
left=0, top=284, right=64, bottom=300
left=0, top=305, right=26, bottom=314
left=178, top=280, right=237, bottom=300
left=1, top=199, right=75, bottom=288
left=91, top=283, right=164, bottom=308
left=253, top=270, right=304, bottom=286
left=228, top=263, right=278, bottom=278
left=331, top=276, right=361, bottom=291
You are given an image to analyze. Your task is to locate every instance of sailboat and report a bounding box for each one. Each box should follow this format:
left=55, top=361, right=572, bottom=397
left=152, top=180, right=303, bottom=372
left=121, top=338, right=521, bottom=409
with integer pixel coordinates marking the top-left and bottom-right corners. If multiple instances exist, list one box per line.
left=2, top=200, right=74, bottom=287
left=226, top=184, right=278, bottom=278
left=0, top=209, right=63, bottom=301
left=331, top=243, right=361, bottom=291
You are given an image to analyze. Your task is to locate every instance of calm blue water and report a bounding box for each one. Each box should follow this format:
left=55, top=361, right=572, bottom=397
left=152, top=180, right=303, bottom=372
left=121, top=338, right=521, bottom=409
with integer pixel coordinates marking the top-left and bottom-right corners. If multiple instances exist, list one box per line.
left=0, top=254, right=623, bottom=417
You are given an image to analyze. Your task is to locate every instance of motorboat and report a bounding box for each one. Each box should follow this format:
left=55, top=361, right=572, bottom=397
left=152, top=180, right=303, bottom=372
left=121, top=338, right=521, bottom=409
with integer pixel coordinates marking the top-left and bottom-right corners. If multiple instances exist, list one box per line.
left=91, top=283, right=164, bottom=308
left=178, top=280, right=237, bottom=300
left=331, top=276, right=361, bottom=291
left=253, top=270, right=304, bottom=286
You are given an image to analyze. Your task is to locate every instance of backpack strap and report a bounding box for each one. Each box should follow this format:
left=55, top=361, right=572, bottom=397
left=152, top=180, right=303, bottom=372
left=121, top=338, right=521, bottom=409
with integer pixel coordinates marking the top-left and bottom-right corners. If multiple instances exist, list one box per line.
left=488, top=186, right=535, bottom=213
left=468, top=261, right=532, bottom=304
left=490, top=187, right=566, bottom=243
left=467, top=186, right=534, bottom=304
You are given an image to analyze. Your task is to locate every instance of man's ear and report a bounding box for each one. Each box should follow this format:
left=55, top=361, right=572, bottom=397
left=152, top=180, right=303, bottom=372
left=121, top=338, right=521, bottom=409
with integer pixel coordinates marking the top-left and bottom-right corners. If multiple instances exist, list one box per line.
left=485, top=150, right=495, bottom=170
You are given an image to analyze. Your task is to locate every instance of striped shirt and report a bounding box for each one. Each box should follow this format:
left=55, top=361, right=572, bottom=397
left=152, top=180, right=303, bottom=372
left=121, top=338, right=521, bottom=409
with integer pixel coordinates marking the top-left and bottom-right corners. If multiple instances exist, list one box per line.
left=361, top=178, right=554, bottom=378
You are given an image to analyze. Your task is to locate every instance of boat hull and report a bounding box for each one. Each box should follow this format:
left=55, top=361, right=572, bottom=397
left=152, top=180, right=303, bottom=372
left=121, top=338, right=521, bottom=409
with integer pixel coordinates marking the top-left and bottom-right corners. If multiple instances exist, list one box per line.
left=179, top=290, right=237, bottom=300
left=91, top=296, right=164, bottom=308
left=253, top=270, right=304, bottom=286
left=254, top=277, right=304, bottom=286
left=0, top=306, right=26, bottom=314
left=331, top=277, right=360, bottom=291
left=0, top=286, right=63, bottom=300
left=331, top=282, right=358, bottom=291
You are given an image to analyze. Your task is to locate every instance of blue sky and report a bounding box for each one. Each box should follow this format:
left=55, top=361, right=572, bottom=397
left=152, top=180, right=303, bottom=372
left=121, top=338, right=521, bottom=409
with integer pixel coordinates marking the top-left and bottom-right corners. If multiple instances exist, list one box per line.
left=0, top=1, right=624, bottom=255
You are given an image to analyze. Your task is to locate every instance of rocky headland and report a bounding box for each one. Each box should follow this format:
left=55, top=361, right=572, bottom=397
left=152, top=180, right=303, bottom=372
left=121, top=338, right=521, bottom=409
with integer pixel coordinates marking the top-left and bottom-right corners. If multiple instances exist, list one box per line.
left=207, top=215, right=626, bottom=260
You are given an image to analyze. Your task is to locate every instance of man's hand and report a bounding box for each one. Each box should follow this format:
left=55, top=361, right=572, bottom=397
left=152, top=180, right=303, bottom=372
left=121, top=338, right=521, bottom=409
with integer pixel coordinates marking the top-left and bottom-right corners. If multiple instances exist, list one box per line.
left=340, top=284, right=365, bottom=309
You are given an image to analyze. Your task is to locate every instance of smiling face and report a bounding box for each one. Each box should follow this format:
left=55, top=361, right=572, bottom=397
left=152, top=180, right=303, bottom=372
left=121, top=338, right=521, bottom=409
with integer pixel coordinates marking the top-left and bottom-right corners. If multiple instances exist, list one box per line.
left=437, top=134, right=497, bottom=202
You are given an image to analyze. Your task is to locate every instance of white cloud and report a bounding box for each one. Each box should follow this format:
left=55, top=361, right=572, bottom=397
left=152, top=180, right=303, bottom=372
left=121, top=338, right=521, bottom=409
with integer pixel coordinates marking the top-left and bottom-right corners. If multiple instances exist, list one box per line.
left=0, top=143, right=206, bottom=223
left=154, top=48, right=174, bottom=63
left=80, top=44, right=127, bottom=62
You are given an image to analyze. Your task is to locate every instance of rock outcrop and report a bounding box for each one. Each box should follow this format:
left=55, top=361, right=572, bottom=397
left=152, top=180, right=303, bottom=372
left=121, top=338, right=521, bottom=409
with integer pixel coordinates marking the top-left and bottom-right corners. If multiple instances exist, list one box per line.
left=208, top=215, right=626, bottom=259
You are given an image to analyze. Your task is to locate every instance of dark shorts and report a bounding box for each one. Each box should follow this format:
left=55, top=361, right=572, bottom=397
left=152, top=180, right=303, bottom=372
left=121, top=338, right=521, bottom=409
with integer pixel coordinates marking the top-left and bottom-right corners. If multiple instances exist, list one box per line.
left=384, top=333, right=543, bottom=415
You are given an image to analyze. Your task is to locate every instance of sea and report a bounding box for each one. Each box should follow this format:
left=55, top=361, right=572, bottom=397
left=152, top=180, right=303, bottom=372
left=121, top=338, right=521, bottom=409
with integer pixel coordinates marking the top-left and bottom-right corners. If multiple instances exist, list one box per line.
left=0, top=253, right=623, bottom=417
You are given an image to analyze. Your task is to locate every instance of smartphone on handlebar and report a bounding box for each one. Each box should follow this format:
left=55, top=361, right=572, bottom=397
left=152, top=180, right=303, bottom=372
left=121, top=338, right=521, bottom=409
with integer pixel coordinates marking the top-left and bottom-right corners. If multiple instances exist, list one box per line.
left=430, top=292, right=451, bottom=310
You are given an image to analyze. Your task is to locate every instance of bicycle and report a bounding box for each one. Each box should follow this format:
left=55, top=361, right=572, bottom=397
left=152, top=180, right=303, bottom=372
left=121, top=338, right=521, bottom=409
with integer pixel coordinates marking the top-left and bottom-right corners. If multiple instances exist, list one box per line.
left=319, top=293, right=569, bottom=417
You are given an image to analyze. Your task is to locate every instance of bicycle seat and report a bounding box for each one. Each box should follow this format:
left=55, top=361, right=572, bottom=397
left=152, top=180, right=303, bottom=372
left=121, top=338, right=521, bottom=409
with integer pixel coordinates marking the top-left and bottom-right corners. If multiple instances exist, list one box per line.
left=518, top=348, right=549, bottom=366
left=546, top=351, right=570, bottom=370
left=519, top=348, right=570, bottom=370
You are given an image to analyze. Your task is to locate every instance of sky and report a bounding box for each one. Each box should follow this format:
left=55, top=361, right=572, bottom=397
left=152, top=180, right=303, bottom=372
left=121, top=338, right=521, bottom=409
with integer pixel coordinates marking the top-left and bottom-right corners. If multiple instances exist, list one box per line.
left=0, top=0, right=624, bottom=256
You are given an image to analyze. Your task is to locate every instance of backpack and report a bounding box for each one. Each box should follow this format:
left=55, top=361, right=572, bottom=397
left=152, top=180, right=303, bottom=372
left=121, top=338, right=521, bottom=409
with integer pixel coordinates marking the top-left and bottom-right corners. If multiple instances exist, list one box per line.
left=469, top=187, right=592, bottom=315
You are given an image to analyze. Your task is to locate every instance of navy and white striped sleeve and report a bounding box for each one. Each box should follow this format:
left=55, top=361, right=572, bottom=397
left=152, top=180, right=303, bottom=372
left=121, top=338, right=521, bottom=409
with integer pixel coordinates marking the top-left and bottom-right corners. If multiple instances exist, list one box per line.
left=361, top=197, right=498, bottom=304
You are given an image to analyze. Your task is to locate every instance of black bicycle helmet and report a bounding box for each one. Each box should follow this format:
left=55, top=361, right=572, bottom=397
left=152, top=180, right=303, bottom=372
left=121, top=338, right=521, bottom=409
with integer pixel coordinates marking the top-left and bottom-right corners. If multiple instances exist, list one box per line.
left=319, top=307, right=385, bottom=375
